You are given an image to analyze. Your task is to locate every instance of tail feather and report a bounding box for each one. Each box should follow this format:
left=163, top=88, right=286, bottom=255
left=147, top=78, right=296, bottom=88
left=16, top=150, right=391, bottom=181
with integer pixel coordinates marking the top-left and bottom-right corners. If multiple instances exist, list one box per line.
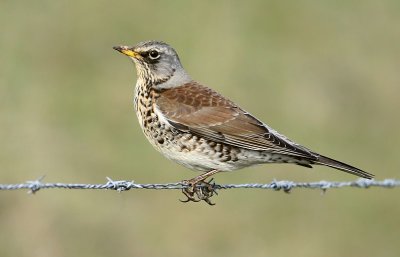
left=315, top=155, right=374, bottom=179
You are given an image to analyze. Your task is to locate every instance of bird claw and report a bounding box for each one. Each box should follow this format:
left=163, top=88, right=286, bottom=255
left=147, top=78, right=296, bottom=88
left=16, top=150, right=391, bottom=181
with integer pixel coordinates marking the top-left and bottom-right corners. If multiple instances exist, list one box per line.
left=180, top=178, right=217, bottom=205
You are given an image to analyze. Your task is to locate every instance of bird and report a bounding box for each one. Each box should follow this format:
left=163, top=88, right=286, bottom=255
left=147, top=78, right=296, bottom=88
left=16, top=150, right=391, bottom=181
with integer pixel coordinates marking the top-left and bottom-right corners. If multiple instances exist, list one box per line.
left=113, top=40, right=374, bottom=204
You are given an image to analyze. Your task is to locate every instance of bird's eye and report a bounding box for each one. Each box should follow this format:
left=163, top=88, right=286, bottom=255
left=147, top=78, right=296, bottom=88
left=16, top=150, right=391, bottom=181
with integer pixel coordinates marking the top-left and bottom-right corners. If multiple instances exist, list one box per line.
left=149, top=50, right=160, bottom=59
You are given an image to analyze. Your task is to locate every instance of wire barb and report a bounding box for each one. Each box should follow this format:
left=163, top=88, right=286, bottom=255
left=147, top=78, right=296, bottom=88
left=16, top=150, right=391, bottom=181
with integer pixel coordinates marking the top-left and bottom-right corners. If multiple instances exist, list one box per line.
left=105, top=177, right=135, bottom=192
left=0, top=178, right=399, bottom=193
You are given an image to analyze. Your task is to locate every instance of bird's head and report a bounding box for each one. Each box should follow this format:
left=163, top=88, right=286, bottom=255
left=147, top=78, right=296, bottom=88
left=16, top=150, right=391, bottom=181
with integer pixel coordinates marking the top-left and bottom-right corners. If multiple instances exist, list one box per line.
left=113, top=41, right=191, bottom=89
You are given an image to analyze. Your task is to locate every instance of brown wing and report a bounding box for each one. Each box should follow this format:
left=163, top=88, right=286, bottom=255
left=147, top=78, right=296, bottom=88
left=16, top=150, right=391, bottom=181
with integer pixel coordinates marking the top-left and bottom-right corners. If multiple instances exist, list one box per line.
left=156, top=82, right=317, bottom=159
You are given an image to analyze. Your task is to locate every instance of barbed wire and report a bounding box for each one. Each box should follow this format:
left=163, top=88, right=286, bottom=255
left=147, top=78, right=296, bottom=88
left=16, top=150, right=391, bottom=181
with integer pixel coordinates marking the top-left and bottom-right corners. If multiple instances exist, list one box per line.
left=0, top=176, right=399, bottom=194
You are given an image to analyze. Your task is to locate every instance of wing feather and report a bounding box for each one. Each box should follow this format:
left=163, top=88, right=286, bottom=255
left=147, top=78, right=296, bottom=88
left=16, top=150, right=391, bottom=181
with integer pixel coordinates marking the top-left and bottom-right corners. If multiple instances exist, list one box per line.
left=156, top=82, right=317, bottom=160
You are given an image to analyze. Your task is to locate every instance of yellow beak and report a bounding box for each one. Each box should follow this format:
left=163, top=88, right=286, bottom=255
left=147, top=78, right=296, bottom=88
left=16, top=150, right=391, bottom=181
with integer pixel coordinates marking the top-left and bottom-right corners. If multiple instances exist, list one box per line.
left=113, top=46, right=139, bottom=58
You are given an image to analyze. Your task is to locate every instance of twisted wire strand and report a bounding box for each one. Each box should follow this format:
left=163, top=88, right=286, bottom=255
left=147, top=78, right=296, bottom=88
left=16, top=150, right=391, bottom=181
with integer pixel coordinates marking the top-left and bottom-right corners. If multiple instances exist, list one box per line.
left=0, top=177, right=399, bottom=194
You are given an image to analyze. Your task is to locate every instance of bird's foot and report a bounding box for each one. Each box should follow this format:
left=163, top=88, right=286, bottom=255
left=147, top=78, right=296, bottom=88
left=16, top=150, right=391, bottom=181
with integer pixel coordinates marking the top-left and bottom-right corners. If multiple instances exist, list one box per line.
left=181, top=178, right=217, bottom=205
left=180, top=170, right=220, bottom=205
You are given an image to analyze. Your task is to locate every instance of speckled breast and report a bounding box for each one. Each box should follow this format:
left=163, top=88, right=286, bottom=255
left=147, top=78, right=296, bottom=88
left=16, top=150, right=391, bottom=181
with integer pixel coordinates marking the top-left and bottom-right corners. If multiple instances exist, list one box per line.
left=133, top=83, right=260, bottom=172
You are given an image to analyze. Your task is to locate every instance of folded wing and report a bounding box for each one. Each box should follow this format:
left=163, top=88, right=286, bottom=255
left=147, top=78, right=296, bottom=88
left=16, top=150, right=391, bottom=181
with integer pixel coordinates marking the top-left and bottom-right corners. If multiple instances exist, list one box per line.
left=155, top=82, right=317, bottom=160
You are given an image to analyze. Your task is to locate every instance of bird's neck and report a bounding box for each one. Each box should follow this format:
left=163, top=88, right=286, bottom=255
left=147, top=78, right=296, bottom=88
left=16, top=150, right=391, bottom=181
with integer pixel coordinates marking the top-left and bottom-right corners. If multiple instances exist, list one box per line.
left=134, top=67, right=192, bottom=104
left=152, top=69, right=192, bottom=90
left=135, top=78, right=153, bottom=98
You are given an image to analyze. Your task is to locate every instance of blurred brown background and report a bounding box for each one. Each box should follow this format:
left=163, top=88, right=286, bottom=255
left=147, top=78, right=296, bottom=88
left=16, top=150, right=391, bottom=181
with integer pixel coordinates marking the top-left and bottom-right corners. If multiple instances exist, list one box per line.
left=1, top=1, right=399, bottom=256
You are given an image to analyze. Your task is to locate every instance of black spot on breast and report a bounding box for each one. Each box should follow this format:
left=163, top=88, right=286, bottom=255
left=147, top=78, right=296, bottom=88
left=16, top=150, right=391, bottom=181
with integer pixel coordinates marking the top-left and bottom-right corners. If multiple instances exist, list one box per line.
left=146, top=110, right=152, bottom=117
left=221, top=155, right=231, bottom=162
left=180, top=145, right=189, bottom=152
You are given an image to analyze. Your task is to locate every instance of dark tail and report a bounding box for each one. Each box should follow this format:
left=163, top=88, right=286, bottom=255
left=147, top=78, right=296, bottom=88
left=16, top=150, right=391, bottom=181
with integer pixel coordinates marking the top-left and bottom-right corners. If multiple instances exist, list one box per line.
left=315, top=155, right=374, bottom=179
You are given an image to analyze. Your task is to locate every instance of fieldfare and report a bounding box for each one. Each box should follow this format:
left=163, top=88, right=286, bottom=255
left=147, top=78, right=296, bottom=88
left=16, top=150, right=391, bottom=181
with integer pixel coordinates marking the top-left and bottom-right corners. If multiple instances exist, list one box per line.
left=113, top=41, right=373, bottom=204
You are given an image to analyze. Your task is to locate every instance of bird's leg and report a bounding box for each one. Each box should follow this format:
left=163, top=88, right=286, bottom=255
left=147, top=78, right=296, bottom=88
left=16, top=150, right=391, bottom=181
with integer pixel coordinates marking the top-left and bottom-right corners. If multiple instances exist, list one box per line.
left=180, top=181, right=216, bottom=205
left=180, top=169, right=220, bottom=205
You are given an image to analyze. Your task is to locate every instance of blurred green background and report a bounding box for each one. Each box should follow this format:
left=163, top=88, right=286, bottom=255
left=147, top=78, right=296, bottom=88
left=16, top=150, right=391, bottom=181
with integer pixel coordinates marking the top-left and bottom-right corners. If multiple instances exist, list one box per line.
left=1, top=1, right=399, bottom=256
